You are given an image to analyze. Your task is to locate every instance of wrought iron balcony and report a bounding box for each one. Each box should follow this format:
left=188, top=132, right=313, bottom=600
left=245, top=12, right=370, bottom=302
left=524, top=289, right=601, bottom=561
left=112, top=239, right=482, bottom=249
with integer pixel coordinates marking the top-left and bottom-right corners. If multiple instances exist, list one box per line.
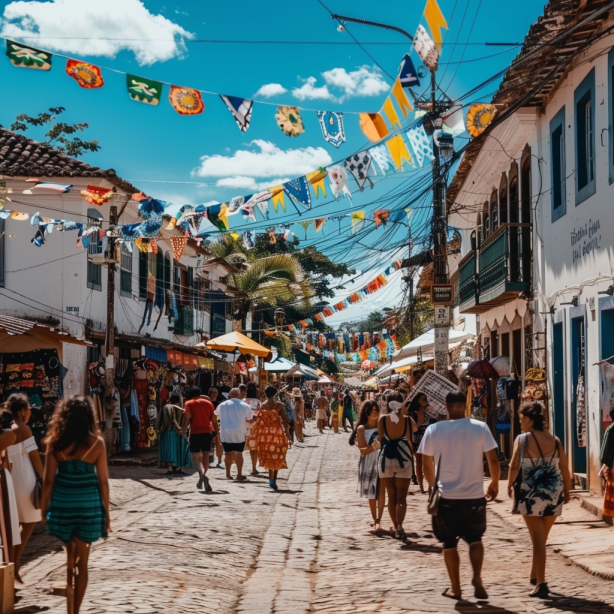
left=458, top=223, right=531, bottom=314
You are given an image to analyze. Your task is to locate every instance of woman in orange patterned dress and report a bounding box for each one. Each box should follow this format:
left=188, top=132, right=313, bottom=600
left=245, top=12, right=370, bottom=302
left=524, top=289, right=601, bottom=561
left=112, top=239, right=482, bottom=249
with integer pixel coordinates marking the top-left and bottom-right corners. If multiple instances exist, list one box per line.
left=249, top=386, right=292, bottom=490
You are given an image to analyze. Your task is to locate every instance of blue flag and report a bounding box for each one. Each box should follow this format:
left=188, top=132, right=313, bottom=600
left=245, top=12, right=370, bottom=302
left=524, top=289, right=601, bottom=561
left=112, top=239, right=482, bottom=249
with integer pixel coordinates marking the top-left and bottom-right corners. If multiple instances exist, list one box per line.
left=398, top=53, right=420, bottom=88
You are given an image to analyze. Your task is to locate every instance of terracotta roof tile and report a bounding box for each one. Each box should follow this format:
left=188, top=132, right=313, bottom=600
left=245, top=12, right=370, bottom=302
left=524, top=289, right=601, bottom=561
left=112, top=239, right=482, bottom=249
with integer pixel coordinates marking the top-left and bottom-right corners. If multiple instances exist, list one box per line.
left=0, top=126, right=139, bottom=194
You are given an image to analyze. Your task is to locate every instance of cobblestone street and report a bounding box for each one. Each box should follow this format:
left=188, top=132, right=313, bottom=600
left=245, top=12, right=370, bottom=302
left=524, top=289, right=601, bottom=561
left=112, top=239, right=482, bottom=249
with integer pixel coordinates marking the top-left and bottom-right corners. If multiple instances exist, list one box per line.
left=16, top=425, right=614, bottom=613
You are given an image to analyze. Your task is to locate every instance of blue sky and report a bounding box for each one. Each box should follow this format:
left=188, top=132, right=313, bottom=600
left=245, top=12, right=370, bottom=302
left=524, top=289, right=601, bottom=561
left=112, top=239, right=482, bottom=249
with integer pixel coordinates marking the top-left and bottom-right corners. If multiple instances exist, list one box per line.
left=0, top=0, right=546, bottom=325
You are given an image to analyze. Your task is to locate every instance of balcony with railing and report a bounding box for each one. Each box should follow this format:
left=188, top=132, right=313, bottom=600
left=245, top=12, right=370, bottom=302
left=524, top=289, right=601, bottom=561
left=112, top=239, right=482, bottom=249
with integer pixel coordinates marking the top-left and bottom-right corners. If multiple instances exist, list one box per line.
left=458, top=250, right=478, bottom=313
left=457, top=223, right=531, bottom=314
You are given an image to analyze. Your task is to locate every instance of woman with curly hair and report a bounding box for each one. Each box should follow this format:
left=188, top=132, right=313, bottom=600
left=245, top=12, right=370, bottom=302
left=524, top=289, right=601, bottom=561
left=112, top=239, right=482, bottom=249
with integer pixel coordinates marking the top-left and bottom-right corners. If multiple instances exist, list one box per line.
left=507, top=401, right=571, bottom=598
left=40, top=396, right=110, bottom=614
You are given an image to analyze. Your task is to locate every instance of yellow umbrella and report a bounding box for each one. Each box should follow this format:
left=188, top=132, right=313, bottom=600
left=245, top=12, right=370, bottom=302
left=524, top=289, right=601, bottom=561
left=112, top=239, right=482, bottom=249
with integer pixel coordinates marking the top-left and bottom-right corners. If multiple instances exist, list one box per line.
left=195, top=331, right=271, bottom=358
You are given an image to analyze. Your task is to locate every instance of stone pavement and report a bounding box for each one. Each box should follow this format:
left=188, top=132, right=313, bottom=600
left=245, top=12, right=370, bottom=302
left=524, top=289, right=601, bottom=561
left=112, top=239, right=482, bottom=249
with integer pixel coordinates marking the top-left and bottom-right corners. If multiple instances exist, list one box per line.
left=15, top=424, right=614, bottom=613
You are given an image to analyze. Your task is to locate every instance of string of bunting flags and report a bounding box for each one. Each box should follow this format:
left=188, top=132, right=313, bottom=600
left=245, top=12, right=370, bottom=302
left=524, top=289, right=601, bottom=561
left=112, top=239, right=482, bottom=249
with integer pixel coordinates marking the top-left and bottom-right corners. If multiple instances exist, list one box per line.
left=2, top=0, right=453, bottom=149
left=283, top=258, right=404, bottom=332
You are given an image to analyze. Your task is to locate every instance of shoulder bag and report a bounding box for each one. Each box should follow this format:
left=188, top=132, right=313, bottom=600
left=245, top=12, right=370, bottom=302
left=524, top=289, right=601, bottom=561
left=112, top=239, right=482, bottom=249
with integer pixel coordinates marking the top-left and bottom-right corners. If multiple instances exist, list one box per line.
left=427, top=454, right=442, bottom=516
left=32, top=475, right=43, bottom=509
left=511, top=434, right=525, bottom=514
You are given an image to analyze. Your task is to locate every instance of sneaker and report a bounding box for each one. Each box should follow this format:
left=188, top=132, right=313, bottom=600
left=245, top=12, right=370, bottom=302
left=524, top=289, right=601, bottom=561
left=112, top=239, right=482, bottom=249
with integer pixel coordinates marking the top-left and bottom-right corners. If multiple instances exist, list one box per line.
left=202, top=475, right=213, bottom=492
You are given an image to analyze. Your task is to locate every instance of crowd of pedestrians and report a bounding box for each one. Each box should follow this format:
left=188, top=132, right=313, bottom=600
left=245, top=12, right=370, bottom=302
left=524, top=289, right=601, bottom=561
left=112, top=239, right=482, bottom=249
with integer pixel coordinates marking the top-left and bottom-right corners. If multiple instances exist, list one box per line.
left=0, top=374, right=598, bottom=611
left=349, top=384, right=573, bottom=601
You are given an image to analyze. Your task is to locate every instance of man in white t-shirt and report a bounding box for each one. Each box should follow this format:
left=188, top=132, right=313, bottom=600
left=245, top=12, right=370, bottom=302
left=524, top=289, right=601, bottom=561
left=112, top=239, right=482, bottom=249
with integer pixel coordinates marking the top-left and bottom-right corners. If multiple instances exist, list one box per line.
left=214, top=388, right=254, bottom=481
left=419, top=391, right=500, bottom=601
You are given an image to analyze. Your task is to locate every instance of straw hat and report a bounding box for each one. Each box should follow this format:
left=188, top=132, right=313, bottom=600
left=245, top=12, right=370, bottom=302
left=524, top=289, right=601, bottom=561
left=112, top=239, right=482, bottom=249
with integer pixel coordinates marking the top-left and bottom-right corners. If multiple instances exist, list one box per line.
left=290, top=387, right=303, bottom=397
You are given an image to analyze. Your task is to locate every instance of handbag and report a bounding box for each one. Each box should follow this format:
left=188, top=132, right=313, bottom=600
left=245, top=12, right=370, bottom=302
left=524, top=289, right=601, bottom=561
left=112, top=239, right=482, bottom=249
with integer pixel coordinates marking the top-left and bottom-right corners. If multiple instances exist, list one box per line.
left=427, top=454, right=442, bottom=516
left=511, top=434, right=525, bottom=514
left=32, top=475, right=43, bottom=510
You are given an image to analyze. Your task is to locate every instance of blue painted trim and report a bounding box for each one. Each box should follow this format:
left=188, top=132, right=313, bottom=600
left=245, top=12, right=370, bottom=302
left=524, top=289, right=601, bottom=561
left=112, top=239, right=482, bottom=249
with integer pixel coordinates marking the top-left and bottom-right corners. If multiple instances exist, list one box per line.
left=574, top=68, right=596, bottom=206
left=550, top=106, right=566, bottom=222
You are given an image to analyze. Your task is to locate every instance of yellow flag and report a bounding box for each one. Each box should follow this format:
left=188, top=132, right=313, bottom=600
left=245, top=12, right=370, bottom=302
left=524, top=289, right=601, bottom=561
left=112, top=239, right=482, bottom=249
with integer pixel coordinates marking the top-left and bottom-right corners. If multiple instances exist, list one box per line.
left=424, top=0, right=448, bottom=51
left=386, top=135, right=412, bottom=170
left=230, top=232, right=240, bottom=240
left=306, top=169, right=327, bottom=199
left=268, top=185, right=286, bottom=212
left=351, top=211, right=365, bottom=233
left=392, top=79, right=412, bottom=117
left=382, top=96, right=402, bottom=130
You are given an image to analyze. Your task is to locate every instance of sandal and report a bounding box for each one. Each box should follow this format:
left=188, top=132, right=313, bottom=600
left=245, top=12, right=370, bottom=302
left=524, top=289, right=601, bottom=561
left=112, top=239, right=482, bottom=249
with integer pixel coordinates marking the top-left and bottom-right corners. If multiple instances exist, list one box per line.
left=442, top=588, right=461, bottom=600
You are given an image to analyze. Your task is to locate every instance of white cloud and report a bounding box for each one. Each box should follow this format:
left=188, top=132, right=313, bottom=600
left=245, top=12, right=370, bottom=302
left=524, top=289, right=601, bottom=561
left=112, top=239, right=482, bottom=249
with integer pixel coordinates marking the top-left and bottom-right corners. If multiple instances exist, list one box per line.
left=253, top=83, right=287, bottom=98
left=193, top=140, right=333, bottom=180
left=0, top=0, right=193, bottom=65
left=292, top=76, right=333, bottom=101
left=322, top=66, right=389, bottom=98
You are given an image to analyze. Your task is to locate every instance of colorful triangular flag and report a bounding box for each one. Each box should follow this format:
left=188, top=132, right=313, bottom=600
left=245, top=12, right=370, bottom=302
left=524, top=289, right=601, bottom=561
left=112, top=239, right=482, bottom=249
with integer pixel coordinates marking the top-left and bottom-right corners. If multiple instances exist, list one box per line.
left=386, top=135, right=413, bottom=170
left=283, top=176, right=312, bottom=212
left=66, top=59, right=103, bottom=88
left=306, top=168, right=327, bottom=199
left=269, top=185, right=286, bottom=212
left=221, top=95, right=253, bottom=133
left=391, top=79, right=412, bottom=117
left=345, top=152, right=374, bottom=192
left=359, top=112, right=390, bottom=142
left=398, top=53, right=420, bottom=88
left=382, top=97, right=402, bottom=130
left=170, top=86, right=204, bottom=115
left=6, top=40, right=51, bottom=70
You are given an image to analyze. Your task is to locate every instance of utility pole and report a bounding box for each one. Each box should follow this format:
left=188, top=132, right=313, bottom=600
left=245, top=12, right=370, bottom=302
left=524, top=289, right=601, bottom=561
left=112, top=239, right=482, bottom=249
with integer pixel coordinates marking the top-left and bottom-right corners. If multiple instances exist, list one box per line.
left=104, top=198, right=130, bottom=442
left=330, top=12, right=451, bottom=373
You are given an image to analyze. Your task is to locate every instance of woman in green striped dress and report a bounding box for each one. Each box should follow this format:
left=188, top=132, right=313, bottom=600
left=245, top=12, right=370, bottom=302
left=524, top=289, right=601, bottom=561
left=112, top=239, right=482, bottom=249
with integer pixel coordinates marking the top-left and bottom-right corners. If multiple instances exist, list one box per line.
left=40, top=396, right=110, bottom=614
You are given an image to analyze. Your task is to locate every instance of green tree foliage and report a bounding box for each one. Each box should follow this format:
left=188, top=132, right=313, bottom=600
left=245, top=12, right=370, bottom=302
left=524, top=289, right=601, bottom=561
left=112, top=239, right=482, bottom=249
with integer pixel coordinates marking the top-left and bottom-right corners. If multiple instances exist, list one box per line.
left=337, top=310, right=385, bottom=334
left=10, top=107, right=100, bottom=157
left=394, top=293, right=435, bottom=348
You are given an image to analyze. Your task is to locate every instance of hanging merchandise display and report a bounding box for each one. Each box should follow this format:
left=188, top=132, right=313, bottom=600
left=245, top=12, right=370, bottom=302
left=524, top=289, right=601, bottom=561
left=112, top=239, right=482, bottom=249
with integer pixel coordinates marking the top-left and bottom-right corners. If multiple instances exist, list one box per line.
left=66, top=59, right=104, bottom=89
left=317, top=111, right=345, bottom=148
left=276, top=106, right=305, bottom=137
left=169, top=86, right=205, bottom=115
left=466, top=103, right=497, bottom=137
left=220, top=95, right=253, bottom=133
left=345, top=152, right=374, bottom=192
left=6, top=39, right=51, bottom=70
left=576, top=374, right=586, bottom=448
left=127, top=74, right=162, bottom=105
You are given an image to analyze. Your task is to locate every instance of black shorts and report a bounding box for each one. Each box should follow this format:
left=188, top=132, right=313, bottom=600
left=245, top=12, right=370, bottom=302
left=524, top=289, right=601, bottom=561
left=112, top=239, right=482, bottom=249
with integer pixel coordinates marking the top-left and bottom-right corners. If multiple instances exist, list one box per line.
left=222, top=441, right=245, bottom=453
left=189, top=432, right=214, bottom=453
left=432, top=497, right=487, bottom=549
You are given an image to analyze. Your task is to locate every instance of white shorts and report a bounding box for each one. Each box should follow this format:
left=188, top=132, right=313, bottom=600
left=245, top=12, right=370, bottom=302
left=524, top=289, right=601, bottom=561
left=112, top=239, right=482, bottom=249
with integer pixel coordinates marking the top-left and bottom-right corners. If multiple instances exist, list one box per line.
left=379, top=457, right=414, bottom=480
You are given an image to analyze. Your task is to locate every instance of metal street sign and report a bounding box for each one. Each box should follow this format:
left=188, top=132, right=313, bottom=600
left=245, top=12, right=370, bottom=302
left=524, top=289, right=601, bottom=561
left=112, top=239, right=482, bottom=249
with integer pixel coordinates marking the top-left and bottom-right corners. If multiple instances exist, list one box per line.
left=431, top=283, right=453, bottom=305
left=434, top=305, right=450, bottom=326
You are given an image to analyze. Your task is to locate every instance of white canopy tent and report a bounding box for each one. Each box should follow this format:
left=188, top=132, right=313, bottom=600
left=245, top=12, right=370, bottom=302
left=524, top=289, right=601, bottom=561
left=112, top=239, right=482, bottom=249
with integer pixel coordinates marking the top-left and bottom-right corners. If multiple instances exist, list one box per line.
left=392, top=328, right=475, bottom=362
left=373, top=354, right=435, bottom=379
left=248, top=357, right=296, bottom=373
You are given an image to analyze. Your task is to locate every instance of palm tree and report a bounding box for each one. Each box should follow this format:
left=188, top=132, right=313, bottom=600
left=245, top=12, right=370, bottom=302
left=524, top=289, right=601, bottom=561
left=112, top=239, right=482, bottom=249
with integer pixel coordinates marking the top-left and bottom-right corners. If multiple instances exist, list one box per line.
left=230, top=254, right=313, bottom=331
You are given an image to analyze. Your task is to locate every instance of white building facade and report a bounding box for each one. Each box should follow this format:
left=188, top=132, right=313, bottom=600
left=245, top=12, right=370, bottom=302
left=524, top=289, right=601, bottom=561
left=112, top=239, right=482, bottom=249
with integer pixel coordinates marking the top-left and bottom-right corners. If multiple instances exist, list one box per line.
left=0, top=129, right=236, bottom=398
left=448, top=0, right=614, bottom=490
